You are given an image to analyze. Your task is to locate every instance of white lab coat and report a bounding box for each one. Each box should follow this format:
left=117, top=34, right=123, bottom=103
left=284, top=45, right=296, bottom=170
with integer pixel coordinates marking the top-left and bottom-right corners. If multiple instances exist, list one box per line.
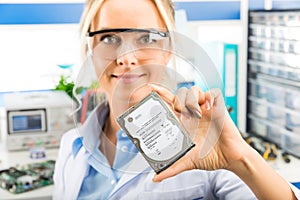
left=52, top=104, right=300, bottom=200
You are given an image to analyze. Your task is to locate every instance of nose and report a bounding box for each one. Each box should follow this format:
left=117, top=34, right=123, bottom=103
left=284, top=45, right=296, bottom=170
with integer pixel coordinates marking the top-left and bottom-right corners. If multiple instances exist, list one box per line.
left=116, top=51, right=138, bottom=66
left=116, top=40, right=139, bottom=66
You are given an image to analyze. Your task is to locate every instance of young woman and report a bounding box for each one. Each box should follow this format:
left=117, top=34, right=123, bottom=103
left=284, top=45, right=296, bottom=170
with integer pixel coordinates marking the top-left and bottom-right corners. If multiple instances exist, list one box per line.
left=53, top=0, right=299, bottom=199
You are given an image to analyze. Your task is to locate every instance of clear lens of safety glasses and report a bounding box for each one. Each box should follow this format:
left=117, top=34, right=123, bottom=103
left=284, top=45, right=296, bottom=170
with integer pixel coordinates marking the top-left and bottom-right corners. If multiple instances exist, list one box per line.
left=87, top=28, right=170, bottom=60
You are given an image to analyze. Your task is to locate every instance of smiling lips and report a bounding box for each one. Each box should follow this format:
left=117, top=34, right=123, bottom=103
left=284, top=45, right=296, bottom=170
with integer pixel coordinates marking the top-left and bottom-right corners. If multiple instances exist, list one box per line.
left=112, top=73, right=146, bottom=84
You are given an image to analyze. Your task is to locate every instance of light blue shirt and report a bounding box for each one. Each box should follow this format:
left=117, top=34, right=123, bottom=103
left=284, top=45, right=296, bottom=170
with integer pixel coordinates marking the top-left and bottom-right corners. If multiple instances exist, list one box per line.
left=74, top=111, right=138, bottom=200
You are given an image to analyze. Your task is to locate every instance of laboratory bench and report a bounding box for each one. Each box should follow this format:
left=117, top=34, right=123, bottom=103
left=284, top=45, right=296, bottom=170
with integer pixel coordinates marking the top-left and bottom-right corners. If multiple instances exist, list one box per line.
left=0, top=107, right=57, bottom=199
left=0, top=145, right=58, bottom=200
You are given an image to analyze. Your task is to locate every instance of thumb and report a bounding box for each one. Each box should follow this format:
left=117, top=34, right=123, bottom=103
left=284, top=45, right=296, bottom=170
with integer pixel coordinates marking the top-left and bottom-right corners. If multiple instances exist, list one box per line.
left=152, top=157, right=192, bottom=182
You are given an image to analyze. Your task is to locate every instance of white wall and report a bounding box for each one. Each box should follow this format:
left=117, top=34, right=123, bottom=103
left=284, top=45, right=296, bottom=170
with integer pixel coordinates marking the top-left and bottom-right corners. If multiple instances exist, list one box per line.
left=0, top=24, right=81, bottom=92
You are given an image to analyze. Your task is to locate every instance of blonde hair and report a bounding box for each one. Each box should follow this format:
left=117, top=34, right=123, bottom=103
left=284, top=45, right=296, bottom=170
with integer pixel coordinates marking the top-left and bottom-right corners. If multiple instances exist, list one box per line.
left=79, top=0, right=175, bottom=59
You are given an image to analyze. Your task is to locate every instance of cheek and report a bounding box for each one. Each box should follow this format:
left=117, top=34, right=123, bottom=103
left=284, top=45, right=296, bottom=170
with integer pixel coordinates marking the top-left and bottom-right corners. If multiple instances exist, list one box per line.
left=94, top=63, right=115, bottom=92
left=92, top=56, right=114, bottom=78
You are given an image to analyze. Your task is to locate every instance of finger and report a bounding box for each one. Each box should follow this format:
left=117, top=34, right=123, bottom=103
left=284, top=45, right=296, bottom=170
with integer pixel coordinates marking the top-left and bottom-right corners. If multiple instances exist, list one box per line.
left=185, top=86, right=203, bottom=119
left=152, top=157, right=192, bottom=183
left=204, top=91, right=214, bottom=111
left=195, top=87, right=207, bottom=105
left=207, top=88, right=224, bottom=109
left=174, top=87, right=189, bottom=114
left=202, top=89, right=220, bottom=111
left=148, top=83, right=175, bottom=104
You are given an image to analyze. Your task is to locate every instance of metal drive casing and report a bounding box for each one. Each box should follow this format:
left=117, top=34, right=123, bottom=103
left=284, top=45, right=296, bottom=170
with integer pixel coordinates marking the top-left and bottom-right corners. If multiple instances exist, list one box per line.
left=117, top=91, right=195, bottom=174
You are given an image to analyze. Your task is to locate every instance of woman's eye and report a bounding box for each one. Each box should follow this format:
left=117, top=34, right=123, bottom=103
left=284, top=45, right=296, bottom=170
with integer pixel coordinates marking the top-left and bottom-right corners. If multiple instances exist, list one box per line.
left=100, top=35, right=120, bottom=45
left=138, top=34, right=156, bottom=44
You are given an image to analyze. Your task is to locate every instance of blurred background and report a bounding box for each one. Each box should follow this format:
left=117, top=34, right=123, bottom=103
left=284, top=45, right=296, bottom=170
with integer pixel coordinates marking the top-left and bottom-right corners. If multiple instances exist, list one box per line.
left=0, top=0, right=300, bottom=198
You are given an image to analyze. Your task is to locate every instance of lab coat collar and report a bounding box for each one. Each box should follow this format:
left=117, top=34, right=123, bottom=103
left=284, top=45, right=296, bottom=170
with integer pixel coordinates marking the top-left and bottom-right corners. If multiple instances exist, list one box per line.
left=79, top=102, right=109, bottom=153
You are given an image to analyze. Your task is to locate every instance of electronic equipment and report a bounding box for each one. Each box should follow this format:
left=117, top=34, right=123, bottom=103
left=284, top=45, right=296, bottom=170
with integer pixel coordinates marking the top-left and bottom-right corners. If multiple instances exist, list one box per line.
left=117, top=91, right=195, bottom=174
left=4, top=91, right=76, bottom=151
left=0, top=160, right=55, bottom=194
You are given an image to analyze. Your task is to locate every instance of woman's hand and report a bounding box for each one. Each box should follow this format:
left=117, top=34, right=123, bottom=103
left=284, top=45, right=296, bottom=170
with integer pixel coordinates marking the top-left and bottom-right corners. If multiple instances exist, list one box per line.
left=148, top=84, right=250, bottom=182
left=130, top=84, right=297, bottom=200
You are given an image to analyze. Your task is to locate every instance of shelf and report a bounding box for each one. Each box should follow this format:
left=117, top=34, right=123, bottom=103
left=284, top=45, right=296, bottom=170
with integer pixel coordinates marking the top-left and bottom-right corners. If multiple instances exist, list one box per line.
left=248, top=114, right=300, bottom=157
left=257, top=73, right=300, bottom=88
left=247, top=10, right=300, bottom=157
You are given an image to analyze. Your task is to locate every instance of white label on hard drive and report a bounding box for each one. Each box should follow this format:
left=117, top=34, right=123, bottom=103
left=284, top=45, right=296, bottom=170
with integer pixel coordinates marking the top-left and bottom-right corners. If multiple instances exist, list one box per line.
left=123, top=98, right=183, bottom=161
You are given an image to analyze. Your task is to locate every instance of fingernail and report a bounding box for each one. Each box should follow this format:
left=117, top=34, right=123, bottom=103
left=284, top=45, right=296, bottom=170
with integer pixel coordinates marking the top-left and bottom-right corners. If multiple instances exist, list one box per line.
left=205, top=100, right=211, bottom=110
left=210, top=98, right=214, bottom=107
left=194, top=110, right=202, bottom=119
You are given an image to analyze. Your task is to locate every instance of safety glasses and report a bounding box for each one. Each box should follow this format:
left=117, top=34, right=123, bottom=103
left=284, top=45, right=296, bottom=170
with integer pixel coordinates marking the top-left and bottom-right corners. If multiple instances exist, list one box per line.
left=87, top=28, right=170, bottom=60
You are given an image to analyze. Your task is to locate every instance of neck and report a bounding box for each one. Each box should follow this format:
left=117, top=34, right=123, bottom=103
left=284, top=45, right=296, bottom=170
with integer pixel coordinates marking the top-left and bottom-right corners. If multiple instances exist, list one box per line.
left=103, top=112, right=120, bottom=145
left=100, top=112, right=120, bottom=167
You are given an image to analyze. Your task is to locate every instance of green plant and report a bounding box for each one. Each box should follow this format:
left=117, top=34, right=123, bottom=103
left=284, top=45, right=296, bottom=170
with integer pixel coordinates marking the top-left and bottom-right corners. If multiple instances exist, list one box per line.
left=53, top=75, right=83, bottom=99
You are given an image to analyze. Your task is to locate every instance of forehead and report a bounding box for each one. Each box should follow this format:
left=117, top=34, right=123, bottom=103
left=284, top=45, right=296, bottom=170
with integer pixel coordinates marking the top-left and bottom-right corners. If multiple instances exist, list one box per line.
left=93, top=0, right=165, bottom=31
